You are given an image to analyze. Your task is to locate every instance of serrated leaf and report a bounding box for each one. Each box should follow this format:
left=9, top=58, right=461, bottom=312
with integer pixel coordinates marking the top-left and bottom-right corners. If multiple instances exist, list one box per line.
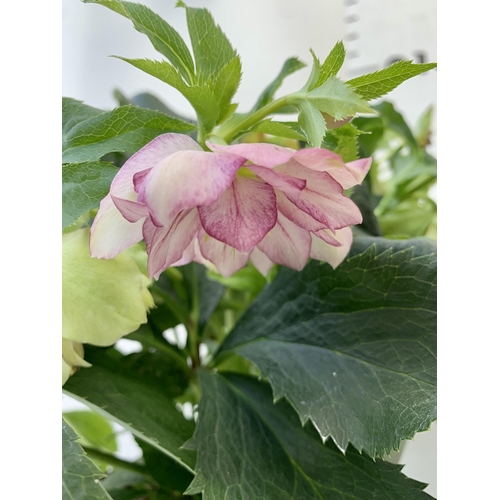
left=116, top=57, right=219, bottom=131
left=210, top=55, right=242, bottom=123
left=185, top=372, right=433, bottom=499
left=63, top=347, right=196, bottom=473
left=305, top=76, right=374, bottom=120
left=63, top=411, right=117, bottom=453
left=62, top=105, right=195, bottom=163
left=347, top=60, right=437, bottom=101
left=179, top=2, right=236, bottom=83
left=219, top=237, right=437, bottom=457
left=252, top=119, right=306, bottom=141
left=62, top=419, right=113, bottom=500
left=322, top=123, right=361, bottom=162
left=297, top=100, right=326, bottom=147
left=352, top=116, right=385, bottom=157
left=301, top=48, right=321, bottom=92
left=83, top=0, right=194, bottom=82
left=62, top=161, right=118, bottom=229
left=63, top=98, right=104, bottom=141
left=314, top=40, right=346, bottom=89
left=252, top=57, right=306, bottom=111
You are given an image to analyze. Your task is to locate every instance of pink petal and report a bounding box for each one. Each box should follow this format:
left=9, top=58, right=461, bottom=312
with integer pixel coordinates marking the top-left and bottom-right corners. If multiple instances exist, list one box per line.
left=111, top=195, right=149, bottom=223
left=133, top=168, right=152, bottom=192
left=143, top=209, right=201, bottom=279
left=170, top=238, right=206, bottom=267
left=294, top=148, right=372, bottom=189
left=248, top=164, right=306, bottom=195
left=198, top=176, right=277, bottom=252
left=139, top=150, right=247, bottom=227
left=257, top=213, right=312, bottom=271
left=250, top=247, right=275, bottom=276
left=276, top=191, right=325, bottom=232
left=310, top=226, right=353, bottom=269
left=312, top=228, right=342, bottom=247
left=207, top=142, right=294, bottom=168
left=198, top=231, right=250, bottom=278
left=277, top=159, right=362, bottom=232
left=90, top=195, right=144, bottom=258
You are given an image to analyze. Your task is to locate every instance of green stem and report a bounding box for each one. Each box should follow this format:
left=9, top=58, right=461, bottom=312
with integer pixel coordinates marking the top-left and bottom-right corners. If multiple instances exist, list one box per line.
left=220, top=95, right=293, bottom=144
left=187, top=266, right=201, bottom=369
left=83, top=446, right=148, bottom=475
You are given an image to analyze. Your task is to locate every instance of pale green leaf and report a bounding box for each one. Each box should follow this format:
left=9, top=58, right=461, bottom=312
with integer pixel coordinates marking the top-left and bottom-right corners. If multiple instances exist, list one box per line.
left=63, top=411, right=117, bottom=453
left=297, top=100, right=326, bottom=147
left=219, top=237, right=437, bottom=457
left=210, top=55, right=242, bottom=123
left=179, top=2, right=236, bottom=83
left=252, top=57, right=306, bottom=110
left=83, top=0, right=195, bottom=81
left=185, top=372, right=433, bottom=499
left=314, top=40, right=346, bottom=89
left=62, top=105, right=195, bottom=163
left=322, top=122, right=362, bottom=162
left=347, top=61, right=437, bottom=101
left=252, top=119, right=306, bottom=141
left=62, top=419, right=113, bottom=500
left=62, top=161, right=118, bottom=229
left=305, top=76, right=374, bottom=120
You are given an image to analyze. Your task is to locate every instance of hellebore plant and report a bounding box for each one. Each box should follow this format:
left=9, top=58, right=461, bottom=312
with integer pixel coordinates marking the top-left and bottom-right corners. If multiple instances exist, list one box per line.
left=62, top=2, right=437, bottom=499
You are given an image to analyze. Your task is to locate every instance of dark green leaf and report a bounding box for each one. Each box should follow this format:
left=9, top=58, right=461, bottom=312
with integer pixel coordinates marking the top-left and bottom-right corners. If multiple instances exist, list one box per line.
left=350, top=182, right=383, bottom=236
left=63, top=98, right=103, bottom=141
left=185, top=372, right=433, bottom=499
left=179, top=2, right=236, bottom=83
left=83, top=0, right=194, bottom=82
left=297, top=100, right=326, bottom=147
left=62, top=105, right=195, bottom=163
left=63, top=347, right=196, bottom=473
left=314, top=40, right=346, bottom=89
left=373, top=101, right=417, bottom=148
left=347, top=61, right=437, bottom=101
left=62, top=419, right=113, bottom=500
left=63, top=411, right=117, bottom=453
left=352, top=116, right=385, bottom=157
left=251, top=119, right=306, bottom=141
left=252, top=57, right=306, bottom=110
left=219, top=237, right=437, bottom=457
left=62, top=161, right=118, bottom=229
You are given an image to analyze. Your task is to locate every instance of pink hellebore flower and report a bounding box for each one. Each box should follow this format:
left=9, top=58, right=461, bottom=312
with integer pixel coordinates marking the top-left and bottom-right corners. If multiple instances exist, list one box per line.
left=90, top=134, right=371, bottom=278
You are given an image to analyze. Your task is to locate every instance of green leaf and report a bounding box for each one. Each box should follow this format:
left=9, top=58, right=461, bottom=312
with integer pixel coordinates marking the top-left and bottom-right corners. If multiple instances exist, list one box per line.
left=63, top=98, right=103, bottom=141
left=185, top=372, right=433, bottom=499
left=373, top=101, right=417, bottom=148
left=347, top=60, right=437, bottom=101
left=352, top=116, right=385, bottom=157
left=116, top=58, right=219, bottom=132
left=210, top=55, right=242, bottom=123
left=251, top=119, right=306, bottom=141
left=252, top=57, right=306, bottom=110
left=62, top=105, right=195, bottom=163
left=322, top=122, right=362, bottom=162
left=179, top=2, right=236, bottom=83
left=62, top=419, right=113, bottom=500
left=297, top=100, right=326, bottom=147
left=83, top=0, right=195, bottom=82
left=350, top=182, right=383, bottom=237
left=304, top=76, right=374, bottom=120
left=63, top=347, right=196, bottom=473
left=219, top=237, right=437, bottom=457
left=63, top=411, right=117, bottom=453
left=62, top=161, right=118, bottom=229
left=314, top=40, right=346, bottom=89
left=414, top=105, right=434, bottom=147
left=301, top=49, right=322, bottom=92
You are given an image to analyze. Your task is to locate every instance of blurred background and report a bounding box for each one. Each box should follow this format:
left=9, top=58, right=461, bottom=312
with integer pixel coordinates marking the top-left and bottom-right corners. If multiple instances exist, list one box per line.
left=62, top=0, right=437, bottom=496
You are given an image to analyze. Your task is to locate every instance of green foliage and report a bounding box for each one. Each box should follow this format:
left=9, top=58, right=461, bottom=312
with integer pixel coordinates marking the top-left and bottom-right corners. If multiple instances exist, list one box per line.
left=297, top=100, right=327, bottom=147
left=185, top=372, right=433, bottom=499
left=347, top=60, right=437, bottom=101
left=62, top=161, right=118, bottom=229
left=63, top=411, right=117, bottom=453
left=62, top=419, right=113, bottom=500
left=314, top=40, right=346, bottom=89
left=62, top=98, right=103, bottom=141
left=322, top=122, right=364, bottom=162
left=219, top=237, right=437, bottom=457
left=62, top=105, right=195, bottom=163
left=251, top=119, right=306, bottom=141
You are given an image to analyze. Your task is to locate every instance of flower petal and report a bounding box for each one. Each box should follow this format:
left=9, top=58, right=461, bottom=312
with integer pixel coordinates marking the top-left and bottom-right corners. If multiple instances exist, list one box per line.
left=63, top=228, right=153, bottom=346
left=139, top=150, right=247, bottom=227
left=90, top=195, right=145, bottom=258
left=111, top=195, right=149, bottom=223
left=294, top=148, right=372, bottom=189
left=207, top=141, right=294, bottom=168
left=312, top=228, right=342, bottom=247
left=198, top=231, right=250, bottom=278
left=276, top=191, right=325, bottom=232
left=277, top=159, right=362, bottom=231
left=310, top=226, right=353, bottom=269
left=257, top=213, right=312, bottom=271
left=198, top=176, right=277, bottom=252
left=248, top=164, right=306, bottom=195
left=143, top=208, right=201, bottom=279
left=250, top=247, right=275, bottom=276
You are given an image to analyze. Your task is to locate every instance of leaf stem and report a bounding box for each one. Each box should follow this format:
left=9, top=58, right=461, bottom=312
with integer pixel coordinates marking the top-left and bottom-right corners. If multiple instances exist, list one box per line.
left=220, top=95, right=294, bottom=144
left=82, top=446, right=148, bottom=475
left=187, top=266, right=201, bottom=370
